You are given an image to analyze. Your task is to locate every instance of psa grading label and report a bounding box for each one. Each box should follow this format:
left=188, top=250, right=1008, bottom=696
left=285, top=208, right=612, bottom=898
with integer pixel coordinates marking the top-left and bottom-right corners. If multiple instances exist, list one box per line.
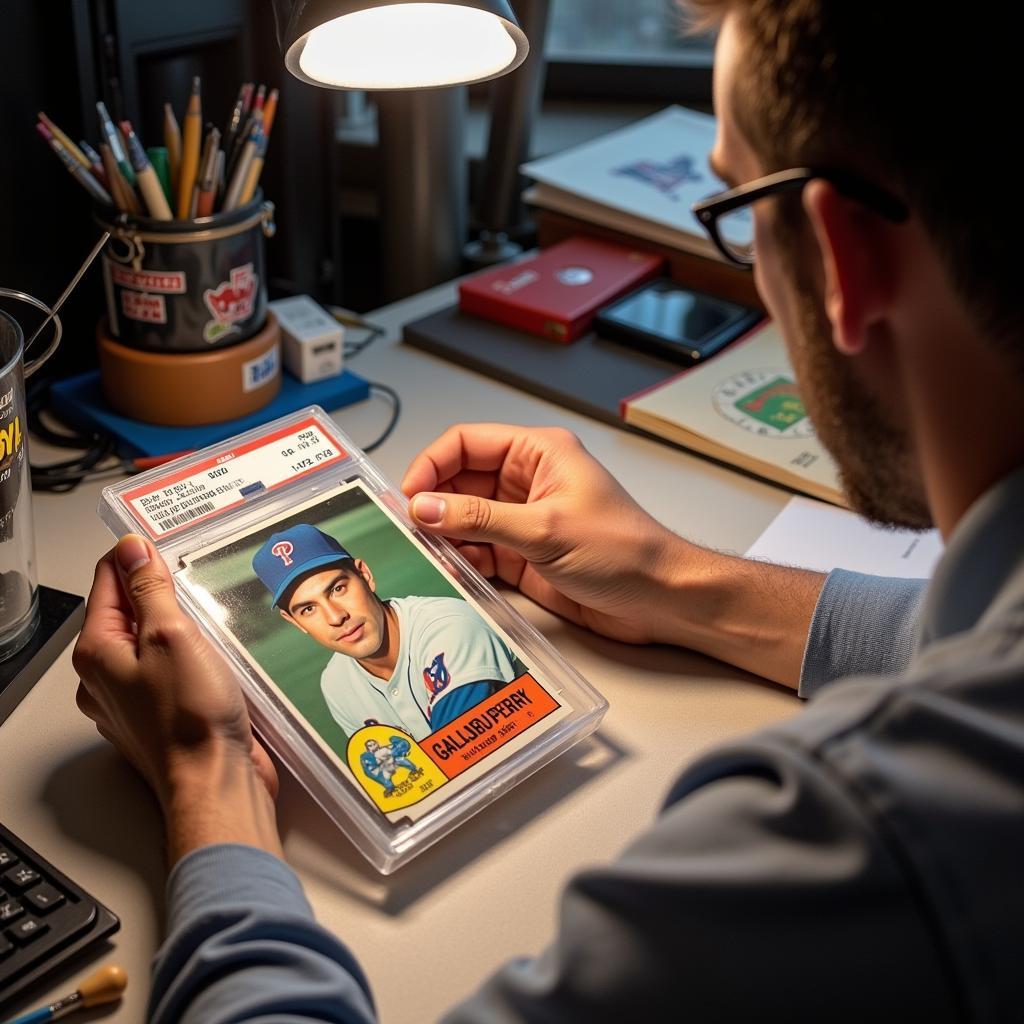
left=123, top=417, right=348, bottom=538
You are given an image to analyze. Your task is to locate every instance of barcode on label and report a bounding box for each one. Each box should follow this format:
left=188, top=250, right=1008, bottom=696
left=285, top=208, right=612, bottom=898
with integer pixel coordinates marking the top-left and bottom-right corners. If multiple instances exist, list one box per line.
left=157, top=502, right=217, bottom=531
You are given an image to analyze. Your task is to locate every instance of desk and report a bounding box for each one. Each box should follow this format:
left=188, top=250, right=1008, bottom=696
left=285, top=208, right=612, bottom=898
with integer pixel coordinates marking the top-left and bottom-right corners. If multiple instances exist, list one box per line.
left=3, top=280, right=800, bottom=1022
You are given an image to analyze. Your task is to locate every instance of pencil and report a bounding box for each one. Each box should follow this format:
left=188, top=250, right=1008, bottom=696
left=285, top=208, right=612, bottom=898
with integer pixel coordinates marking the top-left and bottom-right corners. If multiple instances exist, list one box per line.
left=37, top=111, right=92, bottom=170
left=176, top=76, right=202, bottom=218
left=99, top=141, right=140, bottom=214
left=164, top=103, right=182, bottom=192
left=261, top=88, right=279, bottom=138
left=37, top=122, right=111, bottom=204
left=96, top=100, right=134, bottom=185
left=222, top=118, right=260, bottom=211
left=195, top=127, right=221, bottom=217
left=121, top=120, right=172, bottom=219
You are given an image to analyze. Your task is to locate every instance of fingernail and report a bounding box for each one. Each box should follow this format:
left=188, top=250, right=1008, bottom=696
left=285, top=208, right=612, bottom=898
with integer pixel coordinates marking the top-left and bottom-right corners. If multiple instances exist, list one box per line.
left=412, top=494, right=446, bottom=526
left=116, top=534, right=151, bottom=573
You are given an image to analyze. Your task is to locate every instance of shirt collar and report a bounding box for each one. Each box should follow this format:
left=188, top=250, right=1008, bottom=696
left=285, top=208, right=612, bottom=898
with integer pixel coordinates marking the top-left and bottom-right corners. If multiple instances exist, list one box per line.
left=919, top=465, right=1024, bottom=649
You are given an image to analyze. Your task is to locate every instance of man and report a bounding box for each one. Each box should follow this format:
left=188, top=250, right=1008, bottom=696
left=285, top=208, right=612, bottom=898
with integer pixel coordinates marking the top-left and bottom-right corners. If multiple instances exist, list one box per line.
left=73, top=1, right=1023, bottom=1019
left=251, top=523, right=522, bottom=740
left=360, top=737, right=422, bottom=796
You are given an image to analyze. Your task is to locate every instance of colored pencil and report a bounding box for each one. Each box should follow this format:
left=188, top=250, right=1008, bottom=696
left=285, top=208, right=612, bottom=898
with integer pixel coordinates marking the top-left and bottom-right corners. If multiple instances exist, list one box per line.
left=175, top=76, right=202, bottom=218
left=163, top=103, right=182, bottom=191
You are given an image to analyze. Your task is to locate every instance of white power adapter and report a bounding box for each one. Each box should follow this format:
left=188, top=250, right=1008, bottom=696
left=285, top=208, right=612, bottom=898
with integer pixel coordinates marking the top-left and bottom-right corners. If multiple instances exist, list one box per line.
left=269, top=295, right=345, bottom=383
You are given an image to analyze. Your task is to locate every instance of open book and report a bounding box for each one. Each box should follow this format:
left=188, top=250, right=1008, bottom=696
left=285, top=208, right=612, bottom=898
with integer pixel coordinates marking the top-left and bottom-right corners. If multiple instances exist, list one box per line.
left=521, top=106, right=723, bottom=261
left=621, top=320, right=845, bottom=506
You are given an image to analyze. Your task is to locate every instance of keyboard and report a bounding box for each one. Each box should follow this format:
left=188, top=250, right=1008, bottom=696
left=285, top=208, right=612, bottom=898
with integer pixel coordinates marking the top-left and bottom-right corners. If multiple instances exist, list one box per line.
left=0, top=821, right=119, bottom=1013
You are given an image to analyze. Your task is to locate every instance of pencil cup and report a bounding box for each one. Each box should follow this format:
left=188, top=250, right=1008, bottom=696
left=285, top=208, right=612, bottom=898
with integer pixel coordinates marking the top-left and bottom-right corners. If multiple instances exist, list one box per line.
left=0, top=311, right=39, bottom=660
left=95, top=191, right=275, bottom=353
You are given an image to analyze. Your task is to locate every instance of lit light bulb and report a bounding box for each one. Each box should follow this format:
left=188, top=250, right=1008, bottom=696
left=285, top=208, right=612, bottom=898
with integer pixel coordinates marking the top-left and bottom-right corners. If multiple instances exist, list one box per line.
left=297, top=3, right=520, bottom=89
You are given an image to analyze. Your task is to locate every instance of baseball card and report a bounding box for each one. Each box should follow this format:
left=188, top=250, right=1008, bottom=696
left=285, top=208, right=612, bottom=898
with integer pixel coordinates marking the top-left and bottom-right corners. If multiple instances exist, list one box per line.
left=175, top=479, right=571, bottom=825
left=100, top=406, right=607, bottom=871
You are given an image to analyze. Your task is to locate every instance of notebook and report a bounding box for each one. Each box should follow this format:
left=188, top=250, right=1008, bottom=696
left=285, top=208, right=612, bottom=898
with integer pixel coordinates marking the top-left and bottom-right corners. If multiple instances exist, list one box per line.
left=621, top=320, right=845, bottom=506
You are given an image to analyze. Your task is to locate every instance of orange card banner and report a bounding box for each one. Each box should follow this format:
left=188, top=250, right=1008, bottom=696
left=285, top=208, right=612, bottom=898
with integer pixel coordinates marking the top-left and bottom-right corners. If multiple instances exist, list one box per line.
left=424, top=673, right=560, bottom=780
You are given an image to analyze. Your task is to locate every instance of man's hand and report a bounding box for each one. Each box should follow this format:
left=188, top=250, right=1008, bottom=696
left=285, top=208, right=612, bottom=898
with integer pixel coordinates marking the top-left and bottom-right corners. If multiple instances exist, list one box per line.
left=73, top=535, right=283, bottom=865
left=402, top=424, right=824, bottom=688
left=402, top=424, right=696, bottom=646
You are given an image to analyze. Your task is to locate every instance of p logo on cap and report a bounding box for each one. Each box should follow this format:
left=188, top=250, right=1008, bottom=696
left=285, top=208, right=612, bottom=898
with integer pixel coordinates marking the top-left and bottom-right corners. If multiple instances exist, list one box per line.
left=271, top=541, right=294, bottom=566
left=253, top=524, right=353, bottom=607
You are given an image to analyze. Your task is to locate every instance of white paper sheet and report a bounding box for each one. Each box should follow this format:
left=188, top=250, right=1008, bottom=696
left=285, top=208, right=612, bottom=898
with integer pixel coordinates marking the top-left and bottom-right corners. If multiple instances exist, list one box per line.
left=745, top=496, right=943, bottom=578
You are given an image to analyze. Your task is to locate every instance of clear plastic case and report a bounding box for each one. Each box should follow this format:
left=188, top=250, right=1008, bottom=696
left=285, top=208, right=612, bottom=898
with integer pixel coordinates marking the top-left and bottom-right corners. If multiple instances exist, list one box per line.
left=98, top=407, right=608, bottom=873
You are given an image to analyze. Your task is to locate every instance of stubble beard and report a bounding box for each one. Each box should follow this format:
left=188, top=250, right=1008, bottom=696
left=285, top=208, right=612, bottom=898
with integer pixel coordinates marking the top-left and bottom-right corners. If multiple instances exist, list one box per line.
left=785, top=256, right=933, bottom=530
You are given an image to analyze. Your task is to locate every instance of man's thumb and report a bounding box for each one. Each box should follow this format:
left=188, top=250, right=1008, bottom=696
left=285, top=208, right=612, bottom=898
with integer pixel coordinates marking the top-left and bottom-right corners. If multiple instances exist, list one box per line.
left=114, top=534, right=181, bottom=624
left=409, top=492, right=538, bottom=552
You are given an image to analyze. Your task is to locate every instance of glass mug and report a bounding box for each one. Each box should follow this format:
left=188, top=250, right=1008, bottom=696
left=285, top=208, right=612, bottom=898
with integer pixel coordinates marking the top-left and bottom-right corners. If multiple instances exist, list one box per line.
left=0, top=309, right=40, bottom=659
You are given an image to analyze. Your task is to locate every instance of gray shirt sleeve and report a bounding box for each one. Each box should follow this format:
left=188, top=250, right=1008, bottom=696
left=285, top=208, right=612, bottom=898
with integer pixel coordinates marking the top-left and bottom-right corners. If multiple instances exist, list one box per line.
left=798, top=569, right=926, bottom=698
left=150, top=844, right=376, bottom=1024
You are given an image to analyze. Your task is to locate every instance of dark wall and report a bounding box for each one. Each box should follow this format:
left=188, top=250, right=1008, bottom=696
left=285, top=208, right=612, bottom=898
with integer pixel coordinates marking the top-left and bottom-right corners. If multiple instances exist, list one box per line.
left=0, top=2, right=101, bottom=378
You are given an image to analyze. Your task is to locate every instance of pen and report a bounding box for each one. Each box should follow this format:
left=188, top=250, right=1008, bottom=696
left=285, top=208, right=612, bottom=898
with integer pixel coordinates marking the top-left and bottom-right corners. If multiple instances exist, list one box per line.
left=238, top=93, right=277, bottom=206
left=222, top=116, right=261, bottom=211
left=222, top=81, right=252, bottom=176
left=121, top=120, right=172, bottom=219
left=96, top=100, right=134, bottom=185
left=99, top=141, right=141, bottom=215
left=36, top=122, right=112, bottom=204
left=78, top=139, right=108, bottom=188
left=37, top=111, right=92, bottom=171
left=163, top=101, right=182, bottom=192
left=176, top=76, right=202, bottom=218
left=147, top=145, right=173, bottom=204
left=195, top=126, right=221, bottom=217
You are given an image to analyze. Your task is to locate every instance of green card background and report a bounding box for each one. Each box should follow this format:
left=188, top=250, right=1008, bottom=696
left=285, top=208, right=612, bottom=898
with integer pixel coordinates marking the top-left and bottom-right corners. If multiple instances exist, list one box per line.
left=182, top=485, right=460, bottom=755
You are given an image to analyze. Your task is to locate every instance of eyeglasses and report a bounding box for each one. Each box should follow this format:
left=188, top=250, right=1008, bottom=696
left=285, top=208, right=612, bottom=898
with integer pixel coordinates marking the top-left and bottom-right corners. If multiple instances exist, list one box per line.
left=691, top=167, right=909, bottom=268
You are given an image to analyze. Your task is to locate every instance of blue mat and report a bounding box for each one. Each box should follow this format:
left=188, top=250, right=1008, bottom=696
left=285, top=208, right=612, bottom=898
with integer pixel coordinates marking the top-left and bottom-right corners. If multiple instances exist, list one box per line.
left=50, top=369, right=370, bottom=457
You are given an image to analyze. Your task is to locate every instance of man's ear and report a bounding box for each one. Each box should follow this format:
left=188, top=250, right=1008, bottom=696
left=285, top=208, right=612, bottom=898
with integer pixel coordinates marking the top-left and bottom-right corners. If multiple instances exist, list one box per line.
left=279, top=607, right=307, bottom=634
left=802, top=180, right=897, bottom=356
left=355, top=558, right=376, bottom=593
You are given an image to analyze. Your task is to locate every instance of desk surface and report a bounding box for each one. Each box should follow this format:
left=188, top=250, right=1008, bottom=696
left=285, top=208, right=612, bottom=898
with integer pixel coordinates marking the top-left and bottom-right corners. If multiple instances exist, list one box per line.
left=4, top=281, right=799, bottom=1022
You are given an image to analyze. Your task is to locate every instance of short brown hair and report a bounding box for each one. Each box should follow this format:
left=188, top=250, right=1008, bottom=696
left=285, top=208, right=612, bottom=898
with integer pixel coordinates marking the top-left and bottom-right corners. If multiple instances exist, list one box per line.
left=685, top=1, right=1020, bottom=358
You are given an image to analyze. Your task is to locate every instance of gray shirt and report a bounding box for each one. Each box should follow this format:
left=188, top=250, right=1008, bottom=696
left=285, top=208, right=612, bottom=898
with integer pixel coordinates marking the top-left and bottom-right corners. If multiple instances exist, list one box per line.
left=150, top=467, right=1024, bottom=1022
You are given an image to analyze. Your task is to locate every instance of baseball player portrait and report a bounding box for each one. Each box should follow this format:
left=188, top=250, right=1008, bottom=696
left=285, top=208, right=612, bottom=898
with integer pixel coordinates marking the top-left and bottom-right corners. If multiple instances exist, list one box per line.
left=252, top=523, right=524, bottom=742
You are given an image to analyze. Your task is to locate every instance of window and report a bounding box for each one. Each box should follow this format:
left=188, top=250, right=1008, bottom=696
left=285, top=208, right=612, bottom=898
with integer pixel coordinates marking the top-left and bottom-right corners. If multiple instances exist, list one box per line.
left=542, top=0, right=714, bottom=104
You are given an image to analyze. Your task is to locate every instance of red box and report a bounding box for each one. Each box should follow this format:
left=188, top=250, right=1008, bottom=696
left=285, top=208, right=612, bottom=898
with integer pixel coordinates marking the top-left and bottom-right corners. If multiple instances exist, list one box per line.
left=458, top=236, right=665, bottom=343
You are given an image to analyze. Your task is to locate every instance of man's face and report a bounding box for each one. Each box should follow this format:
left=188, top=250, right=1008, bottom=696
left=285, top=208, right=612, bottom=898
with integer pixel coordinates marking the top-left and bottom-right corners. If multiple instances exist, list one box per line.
left=281, top=559, right=388, bottom=659
left=709, top=14, right=929, bottom=528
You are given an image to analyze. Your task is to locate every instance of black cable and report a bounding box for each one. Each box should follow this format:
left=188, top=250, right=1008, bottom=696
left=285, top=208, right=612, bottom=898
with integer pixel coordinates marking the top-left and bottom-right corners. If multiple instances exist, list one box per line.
left=361, top=381, right=401, bottom=453
left=27, top=379, right=122, bottom=492
left=343, top=325, right=385, bottom=359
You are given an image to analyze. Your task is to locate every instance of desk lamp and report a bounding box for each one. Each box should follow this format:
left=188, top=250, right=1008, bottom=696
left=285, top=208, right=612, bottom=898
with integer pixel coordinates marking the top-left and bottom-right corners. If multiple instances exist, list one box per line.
left=271, top=0, right=536, bottom=298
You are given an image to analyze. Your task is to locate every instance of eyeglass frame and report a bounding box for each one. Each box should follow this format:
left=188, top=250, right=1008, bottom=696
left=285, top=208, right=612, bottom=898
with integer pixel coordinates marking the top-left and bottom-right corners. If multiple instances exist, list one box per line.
left=691, top=167, right=910, bottom=268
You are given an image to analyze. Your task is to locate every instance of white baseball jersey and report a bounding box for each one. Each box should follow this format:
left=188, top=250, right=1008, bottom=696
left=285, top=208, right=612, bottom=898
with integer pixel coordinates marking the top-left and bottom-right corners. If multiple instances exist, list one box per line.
left=320, top=595, right=520, bottom=741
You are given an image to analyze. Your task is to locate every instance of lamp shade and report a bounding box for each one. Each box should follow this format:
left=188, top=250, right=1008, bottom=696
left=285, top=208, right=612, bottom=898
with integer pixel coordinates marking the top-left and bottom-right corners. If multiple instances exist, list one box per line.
left=279, top=0, right=529, bottom=90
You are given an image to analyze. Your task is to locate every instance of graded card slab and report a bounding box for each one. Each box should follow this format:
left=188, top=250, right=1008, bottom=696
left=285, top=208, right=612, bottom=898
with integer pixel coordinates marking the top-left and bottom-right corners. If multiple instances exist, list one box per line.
left=100, top=407, right=607, bottom=872
left=175, top=480, right=571, bottom=824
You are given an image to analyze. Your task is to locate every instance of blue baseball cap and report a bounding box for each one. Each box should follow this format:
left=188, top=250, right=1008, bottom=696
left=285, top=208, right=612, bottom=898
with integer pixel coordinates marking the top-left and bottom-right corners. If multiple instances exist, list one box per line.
left=252, top=524, right=353, bottom=608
